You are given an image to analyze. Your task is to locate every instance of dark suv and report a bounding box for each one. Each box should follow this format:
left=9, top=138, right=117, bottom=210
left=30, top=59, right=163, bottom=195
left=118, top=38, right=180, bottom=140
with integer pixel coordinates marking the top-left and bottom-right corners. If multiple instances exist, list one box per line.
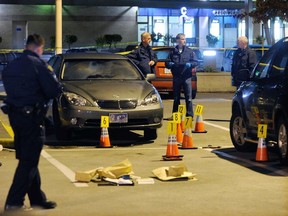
left=230, top=37, right=288, bottom=164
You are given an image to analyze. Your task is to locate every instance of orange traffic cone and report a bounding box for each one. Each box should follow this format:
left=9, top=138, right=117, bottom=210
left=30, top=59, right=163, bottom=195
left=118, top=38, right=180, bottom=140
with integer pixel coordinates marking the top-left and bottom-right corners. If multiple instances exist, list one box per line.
left=176, top=123, right=183, bottom=144
left=163, top=134, right=183, bottom=161
left=255, top=138, right=269, bottom=162
left=192, top=115, right=207, bottom=133
left=99, top=127, right=112, bottom=148
left=180, top=127, right=198, bottom=149
left=180, top=115, right=185, bottom=133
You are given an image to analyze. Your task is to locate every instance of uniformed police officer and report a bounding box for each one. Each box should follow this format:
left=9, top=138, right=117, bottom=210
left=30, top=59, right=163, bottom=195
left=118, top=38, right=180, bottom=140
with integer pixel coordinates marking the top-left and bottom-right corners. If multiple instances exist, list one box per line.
left=127, top=32, right=158, bottom=77
left=165, top=33, right=197, bottom=117
left=231, top=36, right=257, bottom=89
left=2, top=34, right=61, bottom=212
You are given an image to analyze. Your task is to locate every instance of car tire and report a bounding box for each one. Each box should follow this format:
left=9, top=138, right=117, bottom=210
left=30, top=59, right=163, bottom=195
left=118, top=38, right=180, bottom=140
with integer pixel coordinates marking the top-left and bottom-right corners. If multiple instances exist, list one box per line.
left=230, top=109, right=255, bottom=152
left=53, top=102, right=72, bottom=141
left=276, top=117, right=288, bottom=165
left=144, top=129, right=157, bottom=140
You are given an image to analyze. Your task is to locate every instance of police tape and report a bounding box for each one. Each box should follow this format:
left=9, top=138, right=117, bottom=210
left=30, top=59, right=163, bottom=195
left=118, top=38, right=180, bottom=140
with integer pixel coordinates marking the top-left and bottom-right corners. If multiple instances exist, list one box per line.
left=0, top=41, right=140, bottom=53
left=0, top=45, right=270, bottom=54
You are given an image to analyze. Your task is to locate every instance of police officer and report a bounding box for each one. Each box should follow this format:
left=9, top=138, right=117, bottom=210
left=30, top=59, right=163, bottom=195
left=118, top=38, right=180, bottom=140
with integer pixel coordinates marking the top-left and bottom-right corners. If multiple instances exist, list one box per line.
left=165, top=33, right=197, bottom=117
left=127, top=32, right=158, bottom=77
left=2, top=34, right=61, bottom=212
left=231, top=36, right=257, bottom=89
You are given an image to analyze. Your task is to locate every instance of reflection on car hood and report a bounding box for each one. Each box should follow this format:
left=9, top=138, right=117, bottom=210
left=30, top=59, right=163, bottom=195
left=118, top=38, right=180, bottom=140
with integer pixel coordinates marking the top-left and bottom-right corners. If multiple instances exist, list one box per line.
left=62, top=80, right=153, bottom=101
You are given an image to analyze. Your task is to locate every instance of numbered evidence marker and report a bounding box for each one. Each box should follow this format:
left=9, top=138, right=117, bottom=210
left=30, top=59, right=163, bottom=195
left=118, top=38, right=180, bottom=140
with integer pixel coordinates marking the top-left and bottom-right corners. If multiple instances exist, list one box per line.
left=167, top=121, right=177, bottom=135
left=194, top=105, right=204, bottom=116
left=185, top=116, right=193, bottom=129
left=257, top=124, right=267, bottom=138
left=178, top=105, right=186, bottom=116
left=101, top=116, right=109, bottom=128
left=172, top=112, right=181, bottom=123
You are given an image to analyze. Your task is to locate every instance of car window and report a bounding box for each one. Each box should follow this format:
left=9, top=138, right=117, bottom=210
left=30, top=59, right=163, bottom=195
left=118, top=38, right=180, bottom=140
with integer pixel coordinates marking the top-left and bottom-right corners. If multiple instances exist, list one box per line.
left=252, top=49, right=275, bottom=79
left=155, top=50, right=170, bottom=60
left=227, top=50, right=235, bottom=60
left=269, top=44, right=288, bottom=77
left=51, top=56, right=62, bottom=76
left=61, top=59, right=142, bottom=81
left=48, top=56, right=57, bottom=67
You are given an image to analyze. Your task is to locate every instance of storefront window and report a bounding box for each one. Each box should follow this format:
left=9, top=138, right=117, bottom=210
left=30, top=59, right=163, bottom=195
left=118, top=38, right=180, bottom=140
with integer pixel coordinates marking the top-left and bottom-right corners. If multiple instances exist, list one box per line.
left=238, top=20, right=245, bottom=36
left=210, top=19, right=220, bottom=37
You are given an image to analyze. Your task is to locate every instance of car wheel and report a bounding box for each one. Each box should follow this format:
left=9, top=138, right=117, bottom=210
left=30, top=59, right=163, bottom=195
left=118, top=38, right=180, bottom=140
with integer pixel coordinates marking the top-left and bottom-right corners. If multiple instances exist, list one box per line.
left=53, top=102, right=72, bottom=141
left=144, top=129, right=157, bottom=140
left=276, top=118, right=288, bottom=165
left=230, top=110, right=255, bottom=152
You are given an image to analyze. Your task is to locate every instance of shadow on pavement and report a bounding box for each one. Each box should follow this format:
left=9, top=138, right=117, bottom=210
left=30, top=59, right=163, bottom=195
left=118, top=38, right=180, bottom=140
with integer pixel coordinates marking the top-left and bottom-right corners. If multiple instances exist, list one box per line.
left=45, top=129, right=154, bottom=148
left=210, top=147, right=288, bottom=176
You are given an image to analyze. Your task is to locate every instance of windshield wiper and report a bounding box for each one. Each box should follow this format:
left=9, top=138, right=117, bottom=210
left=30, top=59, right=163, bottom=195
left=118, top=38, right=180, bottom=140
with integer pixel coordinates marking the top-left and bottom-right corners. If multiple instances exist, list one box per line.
left=86, top=74, right=114, bottom=79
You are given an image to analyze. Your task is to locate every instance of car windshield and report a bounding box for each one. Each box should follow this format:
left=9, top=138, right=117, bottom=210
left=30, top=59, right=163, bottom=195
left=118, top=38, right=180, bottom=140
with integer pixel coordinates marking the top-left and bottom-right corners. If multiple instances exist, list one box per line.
left=61, top=59, right=143, bottom=81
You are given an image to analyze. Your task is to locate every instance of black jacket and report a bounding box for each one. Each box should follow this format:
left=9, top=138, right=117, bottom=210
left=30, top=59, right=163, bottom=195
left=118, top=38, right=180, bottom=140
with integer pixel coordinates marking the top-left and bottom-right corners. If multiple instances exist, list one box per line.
left=3, top=50, right=62, bottom=107
left=127, top=43, right=158, bottom=76
left=231, top=47, right=257, bottom=86
left=165, top=45, right=197, bottom=79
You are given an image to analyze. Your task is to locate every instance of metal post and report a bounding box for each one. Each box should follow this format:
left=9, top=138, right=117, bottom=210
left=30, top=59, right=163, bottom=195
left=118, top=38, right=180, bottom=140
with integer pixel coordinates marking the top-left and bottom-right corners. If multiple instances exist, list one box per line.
left=245, top=0, right=253, bottom=44
left=55, top=0, right=62, bottom=54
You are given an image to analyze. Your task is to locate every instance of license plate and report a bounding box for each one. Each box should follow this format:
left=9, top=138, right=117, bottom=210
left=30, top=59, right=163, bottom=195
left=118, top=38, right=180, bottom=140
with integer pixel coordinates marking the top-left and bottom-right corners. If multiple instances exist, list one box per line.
left=164, top=68, right=172, bottom=74
left=109, top=113, right=128, bottom=123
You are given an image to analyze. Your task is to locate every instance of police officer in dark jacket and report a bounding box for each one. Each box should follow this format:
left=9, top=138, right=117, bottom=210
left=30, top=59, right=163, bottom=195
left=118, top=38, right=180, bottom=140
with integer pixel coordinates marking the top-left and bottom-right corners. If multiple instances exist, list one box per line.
left=231, top=36, right=257, bottom=89
left=127, top=32, right=158, bottom=77
left=2, top=34, right=62, bottom=212
left=165, top=33, right=197, bottom=117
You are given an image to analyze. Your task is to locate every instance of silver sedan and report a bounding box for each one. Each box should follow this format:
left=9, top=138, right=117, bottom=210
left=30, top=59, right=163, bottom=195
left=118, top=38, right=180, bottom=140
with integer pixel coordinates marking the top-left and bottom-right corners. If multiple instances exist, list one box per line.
left=48, top=53, right=163, bottom=141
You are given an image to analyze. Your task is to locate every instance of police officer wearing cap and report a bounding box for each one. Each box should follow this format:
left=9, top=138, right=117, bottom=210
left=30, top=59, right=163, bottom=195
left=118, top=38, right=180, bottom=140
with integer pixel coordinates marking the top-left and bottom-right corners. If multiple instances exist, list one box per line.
left=2, top=34, right=61, bottom=212
left=127, top=32, right=158, bottom=77
left=165, top=33, right=197, bottom=117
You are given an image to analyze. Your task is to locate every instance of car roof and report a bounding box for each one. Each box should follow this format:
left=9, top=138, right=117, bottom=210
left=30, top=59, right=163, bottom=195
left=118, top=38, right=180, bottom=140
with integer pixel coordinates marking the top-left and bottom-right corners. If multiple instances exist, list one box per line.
left=231, top=44, right=271, bottom=49
left=57, top=53, right=128, bottom=60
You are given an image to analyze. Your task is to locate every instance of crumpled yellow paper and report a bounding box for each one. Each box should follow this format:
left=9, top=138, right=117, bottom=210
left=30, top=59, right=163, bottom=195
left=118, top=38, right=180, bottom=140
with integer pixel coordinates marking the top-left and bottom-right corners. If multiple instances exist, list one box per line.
left=152, top=163, right=197, bottom=181
left=75, top=159, right=133, bottom=182
left=98, top=159, right=133, bottom=179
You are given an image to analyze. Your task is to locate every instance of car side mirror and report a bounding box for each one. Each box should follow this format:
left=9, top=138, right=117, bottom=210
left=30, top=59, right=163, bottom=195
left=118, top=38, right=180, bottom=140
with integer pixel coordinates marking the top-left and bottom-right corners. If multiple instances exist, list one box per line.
left=237, top=69, right=251, bottom=81
left=146, top=73, right=156, bottom=81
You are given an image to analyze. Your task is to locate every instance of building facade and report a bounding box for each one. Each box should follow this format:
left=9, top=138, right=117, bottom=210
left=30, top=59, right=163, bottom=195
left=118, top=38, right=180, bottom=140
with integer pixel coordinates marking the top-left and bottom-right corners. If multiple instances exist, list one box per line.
left=0, top=2, right=287, bottom=49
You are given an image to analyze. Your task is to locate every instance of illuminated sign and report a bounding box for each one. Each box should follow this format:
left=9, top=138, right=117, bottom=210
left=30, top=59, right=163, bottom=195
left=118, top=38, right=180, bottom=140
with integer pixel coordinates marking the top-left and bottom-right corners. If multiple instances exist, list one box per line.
left=212, top=9, right=240, bottom=16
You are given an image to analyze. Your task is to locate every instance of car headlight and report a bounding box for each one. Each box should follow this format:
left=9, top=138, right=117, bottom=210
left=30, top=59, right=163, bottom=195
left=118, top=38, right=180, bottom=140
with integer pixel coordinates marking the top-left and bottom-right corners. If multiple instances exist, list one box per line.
left=64, top=92, right=92, bottom=106
left=139, top=91, right=161, bottom=106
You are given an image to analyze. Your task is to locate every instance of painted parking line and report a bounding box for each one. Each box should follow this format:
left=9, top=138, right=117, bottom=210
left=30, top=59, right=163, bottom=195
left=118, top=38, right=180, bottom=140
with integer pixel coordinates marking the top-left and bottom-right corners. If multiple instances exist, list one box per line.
left=41, top=150, right=89, bottom=188
left=204, top=121, right=230, bottom=132
left=0, top=120, right=14, bottom=137
left=195, top=98, right=231, bottom=102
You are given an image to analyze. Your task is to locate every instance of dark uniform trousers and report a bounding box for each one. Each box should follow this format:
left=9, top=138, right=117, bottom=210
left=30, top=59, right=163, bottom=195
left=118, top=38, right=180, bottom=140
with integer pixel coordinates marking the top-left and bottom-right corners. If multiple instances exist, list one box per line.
left=5, top=110, right=47, bottom=206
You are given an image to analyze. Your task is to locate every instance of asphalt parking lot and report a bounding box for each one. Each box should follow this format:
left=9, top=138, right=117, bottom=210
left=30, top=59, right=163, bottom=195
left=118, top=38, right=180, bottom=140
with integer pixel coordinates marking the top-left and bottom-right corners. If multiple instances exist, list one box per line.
left=0, top=93, right=288, bottom=216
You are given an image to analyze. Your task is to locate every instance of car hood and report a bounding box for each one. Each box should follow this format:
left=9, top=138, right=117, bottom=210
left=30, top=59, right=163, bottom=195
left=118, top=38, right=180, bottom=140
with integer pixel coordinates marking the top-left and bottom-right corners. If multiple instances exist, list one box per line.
left=61, top=80, right=155, bottom=101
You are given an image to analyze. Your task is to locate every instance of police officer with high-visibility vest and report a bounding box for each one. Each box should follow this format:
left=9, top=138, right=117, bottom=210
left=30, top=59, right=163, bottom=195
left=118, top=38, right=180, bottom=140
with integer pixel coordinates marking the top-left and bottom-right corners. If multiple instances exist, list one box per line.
left=2, top=34, right=61, bottom=212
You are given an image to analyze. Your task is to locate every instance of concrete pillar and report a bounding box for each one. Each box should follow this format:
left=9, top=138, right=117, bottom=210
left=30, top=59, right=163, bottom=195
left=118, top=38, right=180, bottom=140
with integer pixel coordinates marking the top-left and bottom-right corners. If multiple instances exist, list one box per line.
left=55, top=0, right=62, bottom=54
left=245, top=0, right=253, bottom=44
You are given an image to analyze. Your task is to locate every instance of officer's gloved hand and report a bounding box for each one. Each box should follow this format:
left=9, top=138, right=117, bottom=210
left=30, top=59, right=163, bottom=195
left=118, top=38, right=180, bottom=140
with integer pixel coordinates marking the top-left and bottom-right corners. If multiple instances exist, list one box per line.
left=185, top=63, right=192, bottom=69
left=167, top=62, right=175, bottom=69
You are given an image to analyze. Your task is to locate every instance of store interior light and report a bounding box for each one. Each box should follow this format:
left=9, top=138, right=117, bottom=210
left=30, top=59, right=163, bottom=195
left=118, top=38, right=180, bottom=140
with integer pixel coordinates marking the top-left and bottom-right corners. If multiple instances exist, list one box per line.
left=203, top=50, right=216, bottom=56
